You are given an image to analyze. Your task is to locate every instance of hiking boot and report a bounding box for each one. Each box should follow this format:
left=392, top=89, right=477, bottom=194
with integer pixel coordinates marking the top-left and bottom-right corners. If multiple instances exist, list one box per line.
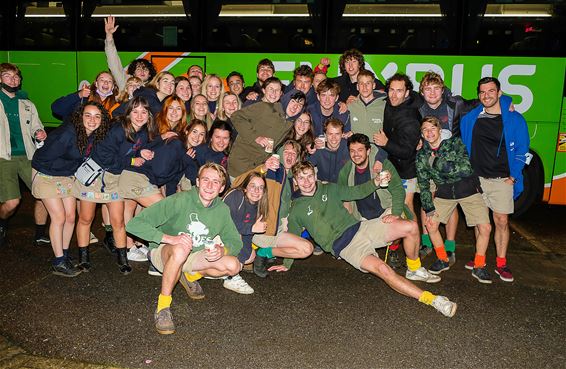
left=313, top=245, right=324, bottom=256
left=51, top=258, right=82, bottom=277
left=179, top=272, right=205, bottom=300
left=253, top=256, right=269, bottom=278
left=127, top=246, right=148, bottom=262
left=464, top=260, right=474, bottom=270
left=34, top=235, right=51, bottom=247
left=387, top=249, right=405, bottom=269
left=495, top=265, right=514, bottom=282
left=447, top=251, right=456, bottom=266
left=431, top=296, right=457, bottom=317
left=472, top=266, right=493, bottom=284
left=116, top=248, right=132, bottom=275
left=419, top=245, right=433, bottom=258
left=89, top=232, right=98, bottom=244
left=428, top=259, right=450, bottom=275
left=154, top=308, right=175, bottom=335
left=223, top=274, right=254, bottom=294
left=406, top=267, right=441, bottom=283
left=78, top=247, right=91, bottom=272
left=103, top=233, right=117, bottom=254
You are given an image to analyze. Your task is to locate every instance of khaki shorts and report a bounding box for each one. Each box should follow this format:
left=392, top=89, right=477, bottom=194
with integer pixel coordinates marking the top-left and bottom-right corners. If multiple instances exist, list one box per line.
left=31, top=170, right=74, bottom=199
left=179, top=175, right=192, bottom=192
left=433, top=193, right=490, bottom=226
left=479, top=177, right=514, bottom=214
left=252, top=219, right=288, bottom=248
left=339, top=218, right=389, bottom=272
left=119, top=170, right=160, bottom=199
left=0, top=156, right=32, bottom=202
left=73, top=172, right=122, bottom=202
left=402, top=177, right=418, bottom=193
left=149, top=244, right=204, bottom=274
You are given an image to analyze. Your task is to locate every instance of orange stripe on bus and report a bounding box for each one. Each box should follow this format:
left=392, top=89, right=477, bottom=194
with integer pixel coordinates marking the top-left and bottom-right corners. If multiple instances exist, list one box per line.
left=142, top=52, right=187, bottom=72
left=548, top=177, right=566, bottom=205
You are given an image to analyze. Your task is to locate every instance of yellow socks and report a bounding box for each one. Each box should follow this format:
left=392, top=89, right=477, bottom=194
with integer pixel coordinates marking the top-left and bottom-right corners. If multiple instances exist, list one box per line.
left=157, top=294, right=172, bottom=313
left=418, top=291, right=436, bottom=305
left=184, top=272, right=203, bottom=282
left=406, top=257, right=422, bottom=272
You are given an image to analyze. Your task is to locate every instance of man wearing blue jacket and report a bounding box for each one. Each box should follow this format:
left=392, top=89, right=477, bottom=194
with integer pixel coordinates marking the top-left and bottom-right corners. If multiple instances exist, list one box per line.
left=460, top=77, right=530, bottom=283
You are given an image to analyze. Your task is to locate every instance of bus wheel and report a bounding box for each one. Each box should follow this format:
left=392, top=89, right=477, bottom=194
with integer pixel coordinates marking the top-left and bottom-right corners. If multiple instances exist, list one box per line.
left=513, top=151, right=544, bottom=218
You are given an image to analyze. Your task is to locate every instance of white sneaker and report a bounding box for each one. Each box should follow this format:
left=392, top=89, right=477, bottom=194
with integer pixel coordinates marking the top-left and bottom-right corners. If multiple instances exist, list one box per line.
left=137, top=244, right=149, bottom=256
left=127, top=246, right=148, bottom=262
left=432, top=296, right=457, bottom=317
left=223, top=274, right=254, bottom=294
left=406, top=267, right=441, bottom=283
left=89, top=232, right=98, bottom=244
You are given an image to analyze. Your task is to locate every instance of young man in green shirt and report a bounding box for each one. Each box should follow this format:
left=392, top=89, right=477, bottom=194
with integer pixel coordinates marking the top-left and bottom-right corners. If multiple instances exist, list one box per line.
left=285, top=161, right=457, bottom=317
left=126, top=163, right=243, bottom=334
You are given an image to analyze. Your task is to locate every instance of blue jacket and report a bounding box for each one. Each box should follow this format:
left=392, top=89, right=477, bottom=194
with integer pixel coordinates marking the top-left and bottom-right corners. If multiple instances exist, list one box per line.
left=307, top=139, right=350, bottom=183
left=51, top=92, right=84, bottom=122
left=307, top=103, right=351, bottom=136
left=32, top=123, right=89, bottom=176
left=460, top=95, right=530, bottom=199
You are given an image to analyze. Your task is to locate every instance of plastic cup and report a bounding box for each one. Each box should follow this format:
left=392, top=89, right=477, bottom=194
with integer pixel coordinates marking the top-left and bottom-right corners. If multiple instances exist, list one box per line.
left=265, top=138, right=274, bottom=153
left=379, top=171, right=389, bottom=188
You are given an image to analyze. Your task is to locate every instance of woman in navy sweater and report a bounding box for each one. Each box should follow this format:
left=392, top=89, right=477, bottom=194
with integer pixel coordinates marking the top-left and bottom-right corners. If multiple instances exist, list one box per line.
left=31, top=101, right=109, bottom=277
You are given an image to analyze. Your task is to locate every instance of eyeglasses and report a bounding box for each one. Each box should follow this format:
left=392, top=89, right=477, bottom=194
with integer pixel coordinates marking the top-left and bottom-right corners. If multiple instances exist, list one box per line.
left=247, top=184, right=265, bottom=192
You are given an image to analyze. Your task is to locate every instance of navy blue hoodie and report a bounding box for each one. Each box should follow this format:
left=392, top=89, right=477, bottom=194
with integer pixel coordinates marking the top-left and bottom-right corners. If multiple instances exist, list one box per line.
left=307, top=102, right=351, bottom=136
left=308, top=139, right=350, bottom=183
left=51, top=92, right=85, bottom=122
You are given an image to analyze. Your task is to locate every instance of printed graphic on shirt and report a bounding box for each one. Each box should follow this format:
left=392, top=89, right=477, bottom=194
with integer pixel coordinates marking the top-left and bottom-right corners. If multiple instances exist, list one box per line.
left=184, top=213, right=214, bottom=248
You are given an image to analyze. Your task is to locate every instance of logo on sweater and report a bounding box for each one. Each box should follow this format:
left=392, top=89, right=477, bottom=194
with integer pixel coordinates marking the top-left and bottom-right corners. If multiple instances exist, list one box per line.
left=186, top=213, right=213, bottom=248
left=307, top=206, right=313, bottom=216
left=321, top=194, right=327, bottom=202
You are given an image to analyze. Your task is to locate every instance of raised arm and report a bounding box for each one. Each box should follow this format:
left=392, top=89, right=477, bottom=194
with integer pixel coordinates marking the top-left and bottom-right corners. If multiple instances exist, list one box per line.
left=104, top=16, right=127, bottom=91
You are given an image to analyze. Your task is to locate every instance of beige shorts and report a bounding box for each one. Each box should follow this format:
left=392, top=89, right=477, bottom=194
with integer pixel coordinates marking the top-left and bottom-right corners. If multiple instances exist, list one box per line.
left=179, top=175, right=192, bottom=192
left=433, top=193, right=490, bottom=226
left=339, top=218, right=389, bottom=272
left=402, top=177, right=418, bottom=194
left=479, top=177, right=514, bottom=214
left=119, top=170, right=160, bottom=199
left=31, top=170, right=74, bottom=199
left=149, top=244, right=204, bottom=274
left=251, top=219, right=288, bottom=248
left=72, top=174, right=122, bottom=203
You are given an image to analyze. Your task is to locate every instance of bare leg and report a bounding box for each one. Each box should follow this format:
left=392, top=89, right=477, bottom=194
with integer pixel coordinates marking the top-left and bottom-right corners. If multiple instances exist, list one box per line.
left=34, top=200, right=48, bottom=225
left=61, top=197, right=76, bottom=250
left=384, top=219, right=420, bottom=260
left=493, top=212, right=509, bottom=258
left=445, top=210, right=459, bottom=243
left=107, top=201, right=126, bottom=248
left=0, top=198, right=20, bottom=219
left=474, top=223, right=492, bottom=256
left=41, top=198, right=66, bottom=257
left=360, top=255, right=423, bottom=299
left=77, top=201, right=97, bottom=246
left=271, top=232, right=313, bottom=259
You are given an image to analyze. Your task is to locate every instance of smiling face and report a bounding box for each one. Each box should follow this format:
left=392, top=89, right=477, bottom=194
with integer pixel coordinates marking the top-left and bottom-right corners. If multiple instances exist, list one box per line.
left=294, top=113, right=311, bottom=138
left=286, top=98, right=305, bottom=118
left=0, top=70, right=21, bottom=91
left=325, top=125, right=342, bottom=151
left=205, top=77, right=222, bottom=101
left=166, top=100, right=183, bottom=126
left=188, top=66, right=203, bottom=79
left=82, top=105, right=102, bottom=136
left=282, top=143, right=299, bottom=170
left=421, top=121, right=441, bottom=147
left=175, top=80, right=192, bottom=102
left=257, top=65, right=274, bottom=83
left=262, top=81, right=282, bottom=104
left=130, top=104, right=149, bottom=131
left=157, top=74, right=175, bottom=96
left=478, top=81, right=502, bottom=110
left=294, top=75, right=313, bottom=94
left=192, top=95, right=209, bottom=119
left=95, top=72, right=114, bottom=96
left=318, top=90, right=338, bottom=111
left=294, top=168, right=317, bottom=196
left=210, top=128, right=230, bottom=152
left=187, top=124, right=206, bottom=148
left=388, top=80, right=409, bottom=107
left=222, top=94, right=239, bottom=117
left=133, top=64, right=150, bottom=82
left=344, top=57, right=361, bottom=77
left=189, top=77, right=202, bottom=96
left=422, top=83, right=443, bottom=109
left=313, top=73, right=327, bottom=90
left=357, top=75, right=375, bottom=101
left=349, top=142, right=370, bottom=168
left=228, top=75, right=243, bottom=95
left=245, top=176, right=265, bottom=204
left=197, top=167, right=225, bottom=206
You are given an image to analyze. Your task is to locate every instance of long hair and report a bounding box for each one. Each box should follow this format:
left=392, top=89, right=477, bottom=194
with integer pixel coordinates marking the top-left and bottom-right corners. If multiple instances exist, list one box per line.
left=217, top=91, right=242, bottom=120
left=71, top=101, right=111, bottom=155
left=189, top=94, right=211, bottom=121
left=201, top=74, right=225, bottom=114
left=121, top=96, right=158, bottom=142
left=156, top=95, right=188, bottom=135
left=116, top=76, right=143, bottom=103
left=89, top=71, right=119, bottom=112
left=282, top=112, right=314, bottom=157
left=184, top=119, right=208, bottom=148
left=229, top=171, right=269, bottom=222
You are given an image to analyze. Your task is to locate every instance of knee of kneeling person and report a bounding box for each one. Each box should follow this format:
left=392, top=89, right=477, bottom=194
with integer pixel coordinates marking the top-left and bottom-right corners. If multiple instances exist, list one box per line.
left=299, top=239, right=314, bottom=257
left=223, top=256, right=241, bottom=276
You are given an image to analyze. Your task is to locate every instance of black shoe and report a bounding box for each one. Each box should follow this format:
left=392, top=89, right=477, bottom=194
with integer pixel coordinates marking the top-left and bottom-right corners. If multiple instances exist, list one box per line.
left=253, top=256, right=269, bottom=278
left=387, top=249, right=405, bottom=270
left=52, top=259, right=82, bottom=277
left=34, top=235, right=51, bottom=247
left=0, top=226, right=6, bottom=248
left=116, top=248, right=132, bottom=275
left=103, top=233, right=117, bottom=254
left=78, top=247, right=91, bottom=272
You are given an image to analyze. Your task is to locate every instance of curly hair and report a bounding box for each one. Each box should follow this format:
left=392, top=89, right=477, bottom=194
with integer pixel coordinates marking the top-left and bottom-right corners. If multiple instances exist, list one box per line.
left=338, top=49, right=365, bottom=75
left=71, top=101, right=111, bottom=155
left=386, top=73, right=414, bottom=92
left=126, top=59, right=157, bottom=83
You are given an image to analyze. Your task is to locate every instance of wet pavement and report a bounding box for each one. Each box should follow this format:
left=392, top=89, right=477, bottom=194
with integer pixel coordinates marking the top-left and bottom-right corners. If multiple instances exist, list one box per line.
left=0, top=194, right=565, bottom=369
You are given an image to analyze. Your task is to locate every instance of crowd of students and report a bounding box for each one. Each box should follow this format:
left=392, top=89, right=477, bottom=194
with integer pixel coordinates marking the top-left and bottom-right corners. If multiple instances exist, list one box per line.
left=0, top=16, right=532, bottom=334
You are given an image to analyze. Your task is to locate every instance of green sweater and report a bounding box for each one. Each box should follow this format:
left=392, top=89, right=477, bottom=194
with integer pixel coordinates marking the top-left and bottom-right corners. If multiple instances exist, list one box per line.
left=126, top=189, right=243, bottom=256
left=287, top=180, right=378, bottom=255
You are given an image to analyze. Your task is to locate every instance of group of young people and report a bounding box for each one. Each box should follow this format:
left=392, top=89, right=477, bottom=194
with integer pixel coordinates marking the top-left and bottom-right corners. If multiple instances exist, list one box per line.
left=0, top=16, right=531, bottom=335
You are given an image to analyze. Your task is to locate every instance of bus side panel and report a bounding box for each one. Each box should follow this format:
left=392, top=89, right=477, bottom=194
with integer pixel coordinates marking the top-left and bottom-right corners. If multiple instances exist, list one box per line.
left=548, top=98, right=566, bottom=205
left=8, top=51, right=77, bottom=127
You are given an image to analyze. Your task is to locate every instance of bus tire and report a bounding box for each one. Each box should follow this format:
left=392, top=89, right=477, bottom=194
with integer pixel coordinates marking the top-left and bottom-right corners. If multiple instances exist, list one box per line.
left=512, top=151, right=544, bottom=218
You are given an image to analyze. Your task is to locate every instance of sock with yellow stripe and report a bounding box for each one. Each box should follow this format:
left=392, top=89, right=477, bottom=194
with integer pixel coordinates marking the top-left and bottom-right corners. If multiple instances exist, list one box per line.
left=157, top=294, right=172, bottom=313
left=418, top=291, right=436, bottom=305
left=406, top=257, right=421, bottom=272
left=184, top=272, right=203, bottom=282
left=257, top=247, right=273, bottom=259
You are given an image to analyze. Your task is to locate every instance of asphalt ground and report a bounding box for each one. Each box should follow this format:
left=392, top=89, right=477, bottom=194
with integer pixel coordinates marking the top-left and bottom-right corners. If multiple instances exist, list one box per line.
left=0, top=194, right=565, bottom=369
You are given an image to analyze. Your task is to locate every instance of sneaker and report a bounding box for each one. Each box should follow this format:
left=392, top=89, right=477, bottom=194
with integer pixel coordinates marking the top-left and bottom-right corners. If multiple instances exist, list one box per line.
left=495, top=265, right=514, bottom=282
left=313, top=245, right=324, bottom=256
left=464, top=260, right=474, bottom=270
left=34, top=235, right=51, bottom=246
left=447, top=251, right=456, bottom=266
left=253, top=256, right=269, bottom=278
left=419, top=244, right=433, bottom=258
left=137, top=244, right=150, bottom=256
left=103, top=233, right=117, bottom=254
left=428, top=259, right=450, bottom=275
left=431, top=296, right=457, bottom=318
left=127, top=246, right=148, bottom=262
left=148, top=263, right=162, bottom=276
left=387, top=249, right=405, bottom=269
left=51, top=259, right=82, bottom=277
left=154, top=308, right=175, bottom=335
left=179, top=272, right=205, bottom=300
left=406, top=267, right=441, bottom=283
left=472, top=266, right=493, bottom=284
left=223, top=274, right=254, bottom=294
left=89, top=232, right=98, bottom=244
left=0, top=226, right=7, bottom=248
